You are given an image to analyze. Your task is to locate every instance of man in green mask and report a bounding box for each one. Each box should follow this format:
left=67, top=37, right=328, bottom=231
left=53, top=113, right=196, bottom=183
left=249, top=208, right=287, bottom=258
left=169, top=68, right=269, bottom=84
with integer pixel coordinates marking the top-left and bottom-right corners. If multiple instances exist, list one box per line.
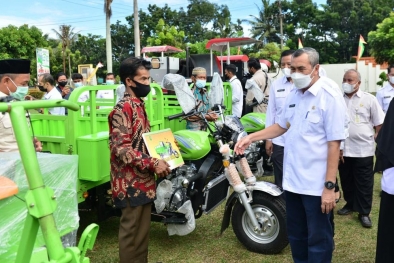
left=0, top=59, right=42, bottom=152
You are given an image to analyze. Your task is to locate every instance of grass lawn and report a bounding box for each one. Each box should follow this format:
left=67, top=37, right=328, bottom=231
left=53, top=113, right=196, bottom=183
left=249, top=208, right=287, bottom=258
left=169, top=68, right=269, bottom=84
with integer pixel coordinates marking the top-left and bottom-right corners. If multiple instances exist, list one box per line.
left=79, top=173, right=382, bottom=263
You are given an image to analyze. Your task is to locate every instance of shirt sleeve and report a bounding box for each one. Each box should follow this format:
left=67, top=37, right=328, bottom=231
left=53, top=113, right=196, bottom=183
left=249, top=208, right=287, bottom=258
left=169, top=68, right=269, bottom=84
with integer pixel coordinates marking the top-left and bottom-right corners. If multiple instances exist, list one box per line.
left=231, top=80, right=243, bottom=104
left=109, top=108, right=158, bottom=173
left=376, top=90, right=384, bottom=112
left=323, top=94, right=347, bottom=141
left=265, top=80, right=276, bottom=128
left=371, top=95, right=385, bottom=126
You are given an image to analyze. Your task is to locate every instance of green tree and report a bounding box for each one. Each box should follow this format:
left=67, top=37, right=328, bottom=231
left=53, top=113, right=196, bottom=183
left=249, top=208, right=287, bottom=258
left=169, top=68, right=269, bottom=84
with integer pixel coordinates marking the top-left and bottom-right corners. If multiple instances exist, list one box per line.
left=368, top=12, right=394, bottom=65
left=52, top=25, right=79, bottom=73
left=146, top=19, right=185, bottom=48
left=245, top=0, right=279, bottom=45
left=249, top=42, right=287, bottom=66
left=0, top=24, right=49, bottom=82
left=72, top=34, right=106, bottom=67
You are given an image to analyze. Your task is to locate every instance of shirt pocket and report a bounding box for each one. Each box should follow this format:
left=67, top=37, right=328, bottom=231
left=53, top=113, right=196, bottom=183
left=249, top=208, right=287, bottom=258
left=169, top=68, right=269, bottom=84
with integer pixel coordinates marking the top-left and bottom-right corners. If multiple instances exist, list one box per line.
left=383, top=96, right=392, bottom=108
left=302, top=111, right=321, bottom=135
left=357, top=107, right=370, bottom=123
left=275, top=90, right=286, bottom=98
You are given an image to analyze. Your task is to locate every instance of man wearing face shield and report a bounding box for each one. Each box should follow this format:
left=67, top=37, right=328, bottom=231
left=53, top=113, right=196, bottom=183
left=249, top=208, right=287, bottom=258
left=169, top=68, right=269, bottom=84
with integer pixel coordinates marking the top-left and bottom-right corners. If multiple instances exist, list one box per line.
left=235, top=48, right=347, bottom=263
left=337, top=69, right=384, bottom=228
left=186, top=67, right=218, bottom=131
left=0, top=59, right=42, bottom=152
left=108, top=57, right=171, bottom=263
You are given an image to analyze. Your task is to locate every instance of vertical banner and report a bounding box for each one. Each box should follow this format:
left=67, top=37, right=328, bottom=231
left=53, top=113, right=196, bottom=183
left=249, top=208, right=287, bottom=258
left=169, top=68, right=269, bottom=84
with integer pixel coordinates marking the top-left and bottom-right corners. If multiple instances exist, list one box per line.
left=36, top=48, right=50, bottom=76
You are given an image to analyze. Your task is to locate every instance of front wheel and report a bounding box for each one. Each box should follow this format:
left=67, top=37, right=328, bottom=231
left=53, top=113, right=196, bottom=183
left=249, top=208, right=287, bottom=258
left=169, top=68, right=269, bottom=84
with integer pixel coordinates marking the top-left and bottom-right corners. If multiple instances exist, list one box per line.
left=231, top=192, right=288, bottom=254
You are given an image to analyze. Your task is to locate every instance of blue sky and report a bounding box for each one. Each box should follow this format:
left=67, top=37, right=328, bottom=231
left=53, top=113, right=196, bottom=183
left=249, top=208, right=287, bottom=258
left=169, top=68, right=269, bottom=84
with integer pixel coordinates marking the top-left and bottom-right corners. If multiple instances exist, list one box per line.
left=3, top=0, right=326, bottom=38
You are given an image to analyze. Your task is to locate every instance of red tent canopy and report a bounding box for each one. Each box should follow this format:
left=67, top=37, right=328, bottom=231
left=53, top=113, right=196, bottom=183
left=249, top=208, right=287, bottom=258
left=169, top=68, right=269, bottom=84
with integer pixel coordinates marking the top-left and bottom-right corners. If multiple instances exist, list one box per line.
left=141, top=45, right=183, bottom=53
left=205, top=37, right=261, bottom=52
left=217, top=55, right=249, bottom=62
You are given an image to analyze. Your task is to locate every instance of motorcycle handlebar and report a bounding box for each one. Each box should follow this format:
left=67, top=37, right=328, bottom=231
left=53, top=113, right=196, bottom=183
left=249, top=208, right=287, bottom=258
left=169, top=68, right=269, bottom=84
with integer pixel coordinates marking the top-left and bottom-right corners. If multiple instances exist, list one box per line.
left=168, top=112, right=186, bottom=120
left=0, top=99, right=79, bottom=112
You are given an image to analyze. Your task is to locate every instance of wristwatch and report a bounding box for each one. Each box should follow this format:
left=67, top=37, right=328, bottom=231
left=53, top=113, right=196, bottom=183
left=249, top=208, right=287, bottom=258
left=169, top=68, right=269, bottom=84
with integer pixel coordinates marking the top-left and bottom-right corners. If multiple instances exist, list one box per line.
left=324, top=181, right=335, bottom=190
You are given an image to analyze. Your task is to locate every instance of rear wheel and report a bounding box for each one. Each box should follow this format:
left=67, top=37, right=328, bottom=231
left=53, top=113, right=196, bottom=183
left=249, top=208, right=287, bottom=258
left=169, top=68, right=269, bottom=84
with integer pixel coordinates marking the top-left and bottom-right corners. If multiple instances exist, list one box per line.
left=231, top=192, right=288, bottom=254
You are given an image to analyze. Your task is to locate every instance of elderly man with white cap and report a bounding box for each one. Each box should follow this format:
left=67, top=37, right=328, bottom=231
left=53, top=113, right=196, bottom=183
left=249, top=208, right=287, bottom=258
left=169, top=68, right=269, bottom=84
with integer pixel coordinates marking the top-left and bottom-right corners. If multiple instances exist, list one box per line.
left=0, top=58, right=42, bottom=152
left=186, top=67, right=218, bottom=131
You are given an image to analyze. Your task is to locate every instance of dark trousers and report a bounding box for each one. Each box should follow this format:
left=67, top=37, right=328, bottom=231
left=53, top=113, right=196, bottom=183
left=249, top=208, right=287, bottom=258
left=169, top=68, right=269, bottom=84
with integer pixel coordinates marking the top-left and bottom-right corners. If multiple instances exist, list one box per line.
left=271, top=144, right=284, bottom=188
left=338, top=156, right=374, bottom=215
left=376, top=191, right=394, bottom=263
left=119, top=202, right=151, bottom=263
left=285, top=191, right=333, bottom=263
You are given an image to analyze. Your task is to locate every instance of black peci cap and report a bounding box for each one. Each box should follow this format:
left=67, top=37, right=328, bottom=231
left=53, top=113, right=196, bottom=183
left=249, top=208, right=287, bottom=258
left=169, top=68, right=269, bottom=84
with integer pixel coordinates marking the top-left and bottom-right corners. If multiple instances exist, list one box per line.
left=0, top=59, right=30, bottom=74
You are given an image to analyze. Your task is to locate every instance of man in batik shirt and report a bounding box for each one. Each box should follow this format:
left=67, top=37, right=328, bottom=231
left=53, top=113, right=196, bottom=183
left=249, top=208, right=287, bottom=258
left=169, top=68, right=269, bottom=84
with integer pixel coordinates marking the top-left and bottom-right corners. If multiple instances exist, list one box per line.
left=186, top=67, right=218, bottom=131
left=108, top=57, right=171, bottom=263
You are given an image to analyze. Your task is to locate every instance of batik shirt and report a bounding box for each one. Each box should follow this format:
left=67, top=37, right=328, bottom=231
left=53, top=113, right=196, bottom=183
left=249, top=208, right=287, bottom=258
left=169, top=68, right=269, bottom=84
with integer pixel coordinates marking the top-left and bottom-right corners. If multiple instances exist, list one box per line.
left=108, top=93, right=159, bottom=208
left=186, top=85, right=209, bottom=131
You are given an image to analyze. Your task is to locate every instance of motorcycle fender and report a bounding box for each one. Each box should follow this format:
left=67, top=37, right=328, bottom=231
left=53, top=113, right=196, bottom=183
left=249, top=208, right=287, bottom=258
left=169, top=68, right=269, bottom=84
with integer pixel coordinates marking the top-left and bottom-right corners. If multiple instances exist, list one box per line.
left=248, top=181, right=283, bottom=197
left=220, top=191, right=238, bottom=235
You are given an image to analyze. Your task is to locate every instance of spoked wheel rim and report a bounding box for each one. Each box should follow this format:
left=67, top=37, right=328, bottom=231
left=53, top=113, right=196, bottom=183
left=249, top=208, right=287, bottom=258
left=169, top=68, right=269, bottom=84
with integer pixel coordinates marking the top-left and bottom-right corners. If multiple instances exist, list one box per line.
left=241, top=204, right=280, bottom=244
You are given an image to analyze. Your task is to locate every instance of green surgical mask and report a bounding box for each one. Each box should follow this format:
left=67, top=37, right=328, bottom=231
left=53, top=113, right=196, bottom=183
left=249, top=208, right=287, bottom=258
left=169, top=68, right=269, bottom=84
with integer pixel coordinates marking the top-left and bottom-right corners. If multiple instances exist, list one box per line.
left=8, top=79, right=29, bottom=101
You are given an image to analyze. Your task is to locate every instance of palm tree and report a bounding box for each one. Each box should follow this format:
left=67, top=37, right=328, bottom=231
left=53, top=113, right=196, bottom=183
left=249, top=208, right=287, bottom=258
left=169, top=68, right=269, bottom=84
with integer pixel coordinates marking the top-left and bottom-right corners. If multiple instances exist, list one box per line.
left=104, top=0, right=113, bottom=73
left=52, top=25, right=78, bottom=73
left=244, top=0, right=278, bottom=45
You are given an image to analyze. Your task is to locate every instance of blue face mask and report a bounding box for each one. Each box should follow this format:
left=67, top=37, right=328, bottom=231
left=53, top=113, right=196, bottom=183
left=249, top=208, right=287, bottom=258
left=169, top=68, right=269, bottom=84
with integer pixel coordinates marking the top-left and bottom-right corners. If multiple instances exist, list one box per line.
left=195, top=79, right=206, bottom=89
left=106, top=80, right=115, bottom=85
left=74, top=82, right=83, bottom=88
left=8, top=79, right=29, bottom=101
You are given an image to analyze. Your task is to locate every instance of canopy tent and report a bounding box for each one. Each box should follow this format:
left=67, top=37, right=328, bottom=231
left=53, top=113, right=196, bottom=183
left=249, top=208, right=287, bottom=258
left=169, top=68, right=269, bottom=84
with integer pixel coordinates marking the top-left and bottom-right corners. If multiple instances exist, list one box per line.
left=141, top=45, right=183, bottom=58
left=217, top=55, right=249, bottom=62
left=205, top=37, right=262, bottom=76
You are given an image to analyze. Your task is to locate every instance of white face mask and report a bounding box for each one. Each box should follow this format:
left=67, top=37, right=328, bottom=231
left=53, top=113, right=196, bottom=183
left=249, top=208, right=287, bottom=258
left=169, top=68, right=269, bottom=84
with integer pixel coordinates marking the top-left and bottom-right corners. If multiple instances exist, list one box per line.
left=281, top=68, right=291, bottom=78
left=290, top=67, right=316, bottom=89
left=106, top=80, right=115, bottom=85
left=389, top=76, right=394, bottom=84
left=342, top=83, right=357, bottom=94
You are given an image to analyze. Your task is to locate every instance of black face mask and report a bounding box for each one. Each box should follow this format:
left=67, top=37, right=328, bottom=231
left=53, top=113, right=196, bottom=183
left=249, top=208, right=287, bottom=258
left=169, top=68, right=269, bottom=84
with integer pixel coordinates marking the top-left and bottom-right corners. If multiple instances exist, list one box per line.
left=130, top=79, right=151, bottom=98
left=58, top=81, right=67, bottom=87
left=38, top=85, right=47, bottom=92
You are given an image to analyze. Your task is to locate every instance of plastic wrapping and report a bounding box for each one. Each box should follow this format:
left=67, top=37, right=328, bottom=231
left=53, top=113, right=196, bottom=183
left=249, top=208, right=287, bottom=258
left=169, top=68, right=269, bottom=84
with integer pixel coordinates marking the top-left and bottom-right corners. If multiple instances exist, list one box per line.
left=245, top=78, right=265, bottom=104
left=116, top=84, right=126, bottom=103
left=154, top=179, right=173, bottom=213
left=0, top=152, right=79, bottom=261
left=208, top=72, right=224, bottom=108
left=167, top=200, right=196, bottom=236
left=162, top=74, right=196, bottom=114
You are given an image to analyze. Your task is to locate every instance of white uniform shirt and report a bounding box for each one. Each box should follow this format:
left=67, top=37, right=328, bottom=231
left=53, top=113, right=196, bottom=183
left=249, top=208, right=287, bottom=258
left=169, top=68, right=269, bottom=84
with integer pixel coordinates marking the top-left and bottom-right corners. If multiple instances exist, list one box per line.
left=376, top=83, right=394, bottom=114
left=43, top=88, right=65, bottom=115
left=343, top=90, right=384, bottom=157
left=382, top=167, right=394, bottom=195
left=266, top=76, right=294, bottom=146
left=277, top=78, right=347, bottom=196
left=229, top=76, right=243, bottom=118
left=78, top=90, right=90, bottom=103
left=96, top=90, right=114, bottom=109
left=0, top=91, right=18, bottom=152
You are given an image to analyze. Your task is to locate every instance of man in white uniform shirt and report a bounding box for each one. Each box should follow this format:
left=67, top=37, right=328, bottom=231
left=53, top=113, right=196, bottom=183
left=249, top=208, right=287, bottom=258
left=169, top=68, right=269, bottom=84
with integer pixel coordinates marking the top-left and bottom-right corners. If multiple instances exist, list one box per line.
left=337, top=69, right=384, bottom=228
left=38, top=73, right=65, bottom=115
left=97, top=73, right=116, bottom=109
left=224, top=64, right=243, bottom=118
left=235, top=48, right=346, bottom=263
left=265, top=50, right=295, bottom=188
left=376, top=65, right=394, bottom=114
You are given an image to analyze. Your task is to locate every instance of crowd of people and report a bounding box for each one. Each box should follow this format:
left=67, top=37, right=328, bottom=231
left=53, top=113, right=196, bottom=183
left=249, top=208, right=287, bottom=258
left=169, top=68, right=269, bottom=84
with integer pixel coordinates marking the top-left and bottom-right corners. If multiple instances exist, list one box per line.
left=0, top=48, right=393, bottom=263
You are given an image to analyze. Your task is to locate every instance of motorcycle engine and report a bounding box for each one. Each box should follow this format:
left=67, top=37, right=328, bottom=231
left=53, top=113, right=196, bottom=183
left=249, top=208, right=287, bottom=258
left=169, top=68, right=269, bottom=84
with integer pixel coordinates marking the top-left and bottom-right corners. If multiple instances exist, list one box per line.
left=244, top=141, right=263, bottom=164
left=164, top=164, right=197, bottom=211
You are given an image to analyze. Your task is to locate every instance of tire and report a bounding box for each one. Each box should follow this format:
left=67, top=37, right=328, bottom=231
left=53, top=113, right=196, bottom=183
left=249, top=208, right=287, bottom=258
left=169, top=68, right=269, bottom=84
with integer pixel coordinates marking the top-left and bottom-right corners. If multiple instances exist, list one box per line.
left=231, top=192, right=288, bottom=254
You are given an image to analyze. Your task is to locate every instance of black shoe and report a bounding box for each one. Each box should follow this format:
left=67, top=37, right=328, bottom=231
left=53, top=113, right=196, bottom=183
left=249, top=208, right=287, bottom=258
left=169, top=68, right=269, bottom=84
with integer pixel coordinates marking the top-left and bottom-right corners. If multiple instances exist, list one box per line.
left=358, top=214, right=372, bottom=228
left=337, top=206, right=353, bottom=215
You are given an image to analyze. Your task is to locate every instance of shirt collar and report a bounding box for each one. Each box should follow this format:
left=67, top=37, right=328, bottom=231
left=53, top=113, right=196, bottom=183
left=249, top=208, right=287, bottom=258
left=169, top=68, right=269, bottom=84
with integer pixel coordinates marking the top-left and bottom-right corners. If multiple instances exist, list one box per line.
left=230, top=76, right=237, bottom=82
left=124, top=93, right=144, bottom=106
left=281, top=75, right=292, bottom=84
left=303, top=77, right=321, bottom=96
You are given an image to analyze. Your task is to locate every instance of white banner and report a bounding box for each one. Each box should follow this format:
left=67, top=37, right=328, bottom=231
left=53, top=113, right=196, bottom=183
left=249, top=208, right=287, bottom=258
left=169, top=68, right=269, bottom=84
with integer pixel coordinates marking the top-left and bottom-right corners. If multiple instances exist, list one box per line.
left=36, top=48, right=50, bottom=76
